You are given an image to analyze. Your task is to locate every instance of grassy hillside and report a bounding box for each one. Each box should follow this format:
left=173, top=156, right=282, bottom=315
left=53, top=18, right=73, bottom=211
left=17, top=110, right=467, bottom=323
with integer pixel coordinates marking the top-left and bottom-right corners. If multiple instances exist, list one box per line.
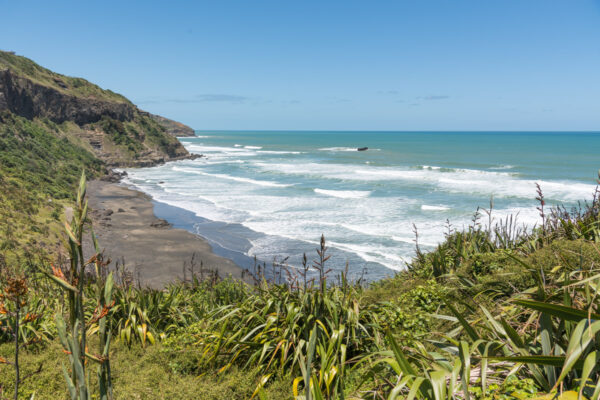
left=1, top=177, right=599, bottom=399
left=0, top=112, right=104, bottom=257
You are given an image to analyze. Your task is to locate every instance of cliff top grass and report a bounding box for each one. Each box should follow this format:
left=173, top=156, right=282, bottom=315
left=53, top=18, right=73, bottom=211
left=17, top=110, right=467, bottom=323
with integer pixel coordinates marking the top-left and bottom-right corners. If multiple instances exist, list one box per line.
left=0, top=50, right=130, bottom=104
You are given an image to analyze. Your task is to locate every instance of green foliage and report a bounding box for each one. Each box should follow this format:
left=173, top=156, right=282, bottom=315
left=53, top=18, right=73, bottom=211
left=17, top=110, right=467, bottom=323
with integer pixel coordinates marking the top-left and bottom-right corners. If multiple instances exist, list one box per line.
left=40, top=174, right=115, bottom=399
left=0, top=51, right=191, bottom=257
left=87, top=113, right=185, bottom=161
left=0, top=112, right=104, bottom=256
left=0, top=113, right=103, bottom=198
left=98, top=277, right=248, bottom=349
left=164, top=281, right=377, bottom=377
left=96, top=116, right=142, bottom=153
left=363, top=240, right=600, bottom=399
left=0, top=288, right=55, bottom=346
left=0, top=340, right=293, bottom=400
left=469, top=376, right=538, bottom=399
left=132, top=113, right=186, bottom=157
left=369, top=279, right=445, bottom=343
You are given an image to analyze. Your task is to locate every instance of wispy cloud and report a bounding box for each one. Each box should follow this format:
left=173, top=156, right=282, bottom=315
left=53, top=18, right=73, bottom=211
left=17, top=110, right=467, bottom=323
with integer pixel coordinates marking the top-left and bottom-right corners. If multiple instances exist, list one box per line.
left=418, top=95, right=450, bottom=101
left=195, top=94, right=249, bottom=102
left=378, top=90, right=400, bottom=95
left=136, top=93, right=250, bottom=105
left=378, top=91, right=450, bottom=103
left=329, top=97, right=351, bottom=104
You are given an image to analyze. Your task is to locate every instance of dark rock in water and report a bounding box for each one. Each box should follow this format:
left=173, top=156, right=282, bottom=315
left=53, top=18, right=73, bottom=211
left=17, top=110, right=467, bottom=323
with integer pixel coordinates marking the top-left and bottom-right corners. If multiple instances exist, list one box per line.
left=357, top=147, right=368, bottom=151
left=150, top=218, right=171, bottom=229
left=117, top=208, right=125, bottom=213
left=105, top=209, right=114, bottom=216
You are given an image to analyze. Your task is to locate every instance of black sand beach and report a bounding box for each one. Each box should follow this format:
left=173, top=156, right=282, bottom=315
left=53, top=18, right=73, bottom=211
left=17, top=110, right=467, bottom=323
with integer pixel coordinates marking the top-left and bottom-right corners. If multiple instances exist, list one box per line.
left=85, top=180, right=246, bottom=288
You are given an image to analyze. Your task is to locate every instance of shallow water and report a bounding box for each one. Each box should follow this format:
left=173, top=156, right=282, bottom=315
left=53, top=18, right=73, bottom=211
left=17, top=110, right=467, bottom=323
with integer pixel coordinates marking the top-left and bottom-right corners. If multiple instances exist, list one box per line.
left=124, top=131, right=600, bottom=281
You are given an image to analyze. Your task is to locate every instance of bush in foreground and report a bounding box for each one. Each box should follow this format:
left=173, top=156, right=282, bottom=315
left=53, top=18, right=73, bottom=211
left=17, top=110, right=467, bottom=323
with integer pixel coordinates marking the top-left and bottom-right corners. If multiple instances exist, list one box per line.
left=2, top=176, right=600, bottom=399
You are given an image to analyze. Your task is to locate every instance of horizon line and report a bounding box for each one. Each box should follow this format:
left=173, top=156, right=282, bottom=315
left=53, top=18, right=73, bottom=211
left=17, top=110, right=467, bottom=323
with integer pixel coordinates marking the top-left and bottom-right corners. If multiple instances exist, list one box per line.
left=191, top=129, right=600, bottom=133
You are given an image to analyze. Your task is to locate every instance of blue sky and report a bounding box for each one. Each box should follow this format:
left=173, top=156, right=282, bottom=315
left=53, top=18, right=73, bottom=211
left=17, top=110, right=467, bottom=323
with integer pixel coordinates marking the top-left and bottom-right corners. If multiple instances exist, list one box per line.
left=2, top=1, right=600, bottom=130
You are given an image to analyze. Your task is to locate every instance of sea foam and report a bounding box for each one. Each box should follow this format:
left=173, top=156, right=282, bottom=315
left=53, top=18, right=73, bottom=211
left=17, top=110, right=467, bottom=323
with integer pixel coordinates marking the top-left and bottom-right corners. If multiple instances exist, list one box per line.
left=318, top=147, right=360, bottom=152
left=421, top=205, right=450, bottom=211
left=125, top=130, right=599, bottom=279
left=314, top=188, right=371, bottom=198
left=171, top=166, right=291, bottom=187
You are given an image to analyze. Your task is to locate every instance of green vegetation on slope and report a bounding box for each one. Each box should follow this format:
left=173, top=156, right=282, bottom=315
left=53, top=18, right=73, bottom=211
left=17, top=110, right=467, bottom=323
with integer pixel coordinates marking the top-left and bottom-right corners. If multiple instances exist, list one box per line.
left=0, top=340, right=294, bottom=400
left=0, top=111, right=104, bottom=256
left=90, top=112, right=190, bottom=162
left=2, top=176, right=600, bottom=399
left=0, top=112, right=103, bottom=198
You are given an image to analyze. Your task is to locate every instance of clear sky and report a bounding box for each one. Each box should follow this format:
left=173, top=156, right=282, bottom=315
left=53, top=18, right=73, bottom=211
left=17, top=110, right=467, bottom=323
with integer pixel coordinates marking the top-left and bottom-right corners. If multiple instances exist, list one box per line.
left=2, top=0, right=600, bottom=131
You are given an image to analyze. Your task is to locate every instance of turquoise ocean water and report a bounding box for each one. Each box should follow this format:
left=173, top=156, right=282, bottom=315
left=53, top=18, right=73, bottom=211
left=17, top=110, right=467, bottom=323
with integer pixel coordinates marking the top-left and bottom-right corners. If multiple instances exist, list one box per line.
left=124, top=131, right=600, bottom=280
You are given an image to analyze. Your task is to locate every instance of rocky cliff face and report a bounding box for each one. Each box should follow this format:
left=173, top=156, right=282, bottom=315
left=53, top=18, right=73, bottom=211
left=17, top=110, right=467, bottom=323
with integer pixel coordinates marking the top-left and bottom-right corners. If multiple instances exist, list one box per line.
left=0, top=51, right=195, bottom=168
left=0, top=69, right=135, bottom=125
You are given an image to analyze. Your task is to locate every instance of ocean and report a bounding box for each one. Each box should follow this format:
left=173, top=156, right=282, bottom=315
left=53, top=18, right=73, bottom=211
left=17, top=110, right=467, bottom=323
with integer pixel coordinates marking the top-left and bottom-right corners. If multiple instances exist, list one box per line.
left=123, top=131, right=600, bottom=281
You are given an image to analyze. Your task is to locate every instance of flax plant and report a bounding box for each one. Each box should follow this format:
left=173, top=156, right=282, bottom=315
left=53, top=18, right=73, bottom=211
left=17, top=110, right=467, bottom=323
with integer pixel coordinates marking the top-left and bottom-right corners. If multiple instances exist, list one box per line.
left=0, top=274, right=28, bottom=400
left=365, top=246, right=600, bottom=399
left=41, top=172, right=115, bottom=400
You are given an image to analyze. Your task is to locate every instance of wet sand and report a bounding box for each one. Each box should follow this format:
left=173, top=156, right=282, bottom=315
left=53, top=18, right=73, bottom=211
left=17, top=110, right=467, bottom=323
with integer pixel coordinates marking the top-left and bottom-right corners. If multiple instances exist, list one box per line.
left=84, top=180, right=245, bottom=288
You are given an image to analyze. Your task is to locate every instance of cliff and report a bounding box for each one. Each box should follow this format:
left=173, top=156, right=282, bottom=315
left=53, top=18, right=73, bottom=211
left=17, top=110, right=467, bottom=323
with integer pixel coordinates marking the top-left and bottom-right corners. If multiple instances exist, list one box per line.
left=0, top=50, right=194, bottom=167
left=0, top=68, right=134, bottom=125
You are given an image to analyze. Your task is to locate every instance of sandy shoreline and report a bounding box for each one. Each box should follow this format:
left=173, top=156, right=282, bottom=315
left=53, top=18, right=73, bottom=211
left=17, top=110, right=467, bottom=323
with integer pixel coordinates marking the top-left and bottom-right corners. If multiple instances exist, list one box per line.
left=84, top=180, right=246, bottom=288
